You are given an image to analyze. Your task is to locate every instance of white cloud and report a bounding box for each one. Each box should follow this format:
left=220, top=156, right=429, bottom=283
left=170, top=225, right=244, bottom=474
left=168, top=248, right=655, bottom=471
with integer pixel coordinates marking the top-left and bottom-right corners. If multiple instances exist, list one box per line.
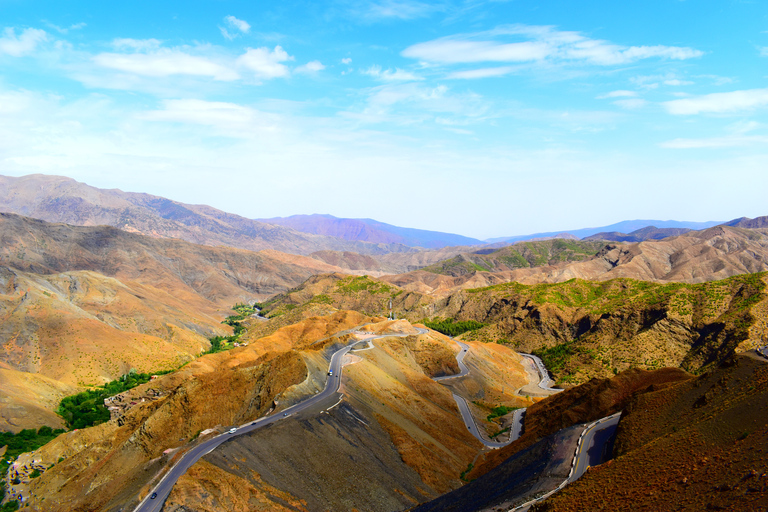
left=446, top=66, right=514, bottom=79
left=225, top=15, right=250, bottom=33
left=760, top=46, right=768, bottom=57
left=402, top=24, right=703, bottom=68
left=220, top=15, right=251, bottom=40
left=342, top=58, right=352, bottom=64
left=237, top=46, right=293, bottom=79
left=613, top=98, right=647, bottom=110
left=93, top=48, right=240, bottom=81
left=663, top=79, right=693, bottom=86
left=597, top=90, right=637, bottom=99
left=296, top=60, right=325, bottom=73
left=0, top=27, right=47, bottom=57
left=362, top=65, right=422, bottom=81
left=664, top=88, right=768, bottom=115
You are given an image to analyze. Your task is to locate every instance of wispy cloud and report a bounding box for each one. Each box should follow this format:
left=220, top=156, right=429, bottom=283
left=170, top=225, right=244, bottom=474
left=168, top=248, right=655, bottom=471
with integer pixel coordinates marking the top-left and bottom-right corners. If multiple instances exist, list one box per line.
left=661, top=135, right=768, bottom=149
left=613, top=98, right=647, bottom=110
left=597, top=90, right=637, bottom=99
left=220, top=15, right=251, bottom=40
left=353, top=0, right=442, bottom=21
left=43, top=21, right=86, bottom=34
left=362, top=65, right=422, bottom=81
left=0, top=27, right=47, bottom=57
left=664, top=88, right=768, bottom=115
left=341, top=57, right=352, bottom=64
left=402, top=24, right=703, bottom=68
left=446, top=66, right=514, bottom=79
left=403, top=39, right=548, bottom=64
left=111, top=38, right=162, bottom=51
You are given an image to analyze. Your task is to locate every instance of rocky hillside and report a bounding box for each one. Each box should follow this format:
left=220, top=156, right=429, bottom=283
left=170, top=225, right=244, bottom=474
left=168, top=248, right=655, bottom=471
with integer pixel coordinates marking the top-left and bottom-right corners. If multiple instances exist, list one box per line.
left=531, top=354, right=768, bottom=511
left=420, top=239, right=608, bottom=277
left=262, top=271, right=768, bottom=386
left=0, top=174, right=411, bottom=256
left=0, top=213, right=378, bottom=430
left=0, top=212, right=359, bottom=304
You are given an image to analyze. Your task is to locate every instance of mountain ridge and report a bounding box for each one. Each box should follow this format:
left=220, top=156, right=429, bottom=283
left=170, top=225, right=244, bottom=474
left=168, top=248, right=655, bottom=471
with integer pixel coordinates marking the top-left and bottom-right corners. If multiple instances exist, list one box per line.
left=0, top=174, right=413, bottom=256
left=258, top=213, right=484, bottom=249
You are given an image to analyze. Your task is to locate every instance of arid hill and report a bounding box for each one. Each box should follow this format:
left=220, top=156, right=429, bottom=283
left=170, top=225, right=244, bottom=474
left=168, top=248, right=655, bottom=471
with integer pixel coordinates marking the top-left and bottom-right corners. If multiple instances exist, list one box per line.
left=531, top=354, right=768, bottom=511
left=0, top=213, right=376, bottom=430
left=0, top=212, right=358, bottom=304
left=583, top=225, right=692, bottom=242
left=0, top=174, right=411, bottom=256
left=10, top=312, right=526, bottom=512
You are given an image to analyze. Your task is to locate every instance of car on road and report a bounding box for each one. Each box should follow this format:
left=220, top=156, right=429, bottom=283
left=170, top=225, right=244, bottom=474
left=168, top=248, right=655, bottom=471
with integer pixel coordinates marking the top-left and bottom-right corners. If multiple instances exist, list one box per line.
left=228, top=427, right=237, bottom=434
left=328, top=370, right=333, bottom=376
left=150, top=492, right=158, bottom=499
left=283, top=412, right=288, bottom=416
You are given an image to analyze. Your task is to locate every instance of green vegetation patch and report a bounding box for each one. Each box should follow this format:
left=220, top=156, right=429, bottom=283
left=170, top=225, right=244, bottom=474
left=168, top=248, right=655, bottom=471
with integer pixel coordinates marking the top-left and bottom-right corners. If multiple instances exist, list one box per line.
left=533, top=341, right=575, bottom=374
left=424, top=318, right=485, bottom=337
left=205, top=302, right=258, bottom=354
left=335, top=275, right=393, bottom=295
left=486, top=405, right=519, bottom=422
left=57, top=370, right=171, bottom=429
left=0, top=427, right=66, bottom=463
left=467, top=273, right=766, bottom=318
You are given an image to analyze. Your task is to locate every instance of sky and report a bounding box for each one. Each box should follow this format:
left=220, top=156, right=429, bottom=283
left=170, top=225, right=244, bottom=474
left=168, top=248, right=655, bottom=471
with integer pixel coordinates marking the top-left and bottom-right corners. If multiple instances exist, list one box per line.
left=1, top=0, right=767, bottom=240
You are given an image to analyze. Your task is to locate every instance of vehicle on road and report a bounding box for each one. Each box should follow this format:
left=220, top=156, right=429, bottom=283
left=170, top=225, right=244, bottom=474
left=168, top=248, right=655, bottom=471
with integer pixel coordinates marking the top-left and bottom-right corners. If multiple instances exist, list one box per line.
left=228, top=427, right=237, bottom=434
left=328, top=370, right=333, bottom=376
left=283, top=412, right=288, bottom=416
left=150, top=493, right=157, bottom=499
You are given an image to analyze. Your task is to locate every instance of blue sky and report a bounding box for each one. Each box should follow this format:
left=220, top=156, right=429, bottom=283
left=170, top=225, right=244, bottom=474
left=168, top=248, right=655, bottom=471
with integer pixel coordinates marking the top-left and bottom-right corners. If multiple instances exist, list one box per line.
left=1, top=0, right=767, bottom=239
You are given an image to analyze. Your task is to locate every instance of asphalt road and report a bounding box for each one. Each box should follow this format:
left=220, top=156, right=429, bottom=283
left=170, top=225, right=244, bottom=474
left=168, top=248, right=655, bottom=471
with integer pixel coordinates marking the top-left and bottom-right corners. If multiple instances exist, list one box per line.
left=133, top=329, right=419, bottom=512
left=433, top=338, right=470, bottom=381
left=518, top=353, right=561, bottom=392
left=511, top=412, right=622, bottom=512
left=435, top=336, right=534, bottom=448
left=568, top=413, right=622, bottom=483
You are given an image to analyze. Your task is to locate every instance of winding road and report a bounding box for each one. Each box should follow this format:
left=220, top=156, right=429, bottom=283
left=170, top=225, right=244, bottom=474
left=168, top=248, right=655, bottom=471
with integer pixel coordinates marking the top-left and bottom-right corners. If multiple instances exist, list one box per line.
left=510, top=412, right=622, bottom=512
left=134, top=326, right=565, bottom=510
left=133, top=328, right=424, bottom=512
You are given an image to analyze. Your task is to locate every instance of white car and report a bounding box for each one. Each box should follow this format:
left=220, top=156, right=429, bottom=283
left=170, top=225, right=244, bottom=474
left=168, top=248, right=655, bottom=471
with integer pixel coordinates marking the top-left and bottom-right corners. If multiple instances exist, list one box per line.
left=228, top=427, right=237, bottom=434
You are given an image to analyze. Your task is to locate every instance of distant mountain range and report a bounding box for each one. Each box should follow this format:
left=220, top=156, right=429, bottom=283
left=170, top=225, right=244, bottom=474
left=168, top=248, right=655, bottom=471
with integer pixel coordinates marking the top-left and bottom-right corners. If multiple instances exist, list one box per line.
left=258, top=214, right=483, bottom=249
left=0, top=173, right=748, bottom=253
left=0, top=174, right=413, bottom=256
left=486, top=219, right=722, bottom=244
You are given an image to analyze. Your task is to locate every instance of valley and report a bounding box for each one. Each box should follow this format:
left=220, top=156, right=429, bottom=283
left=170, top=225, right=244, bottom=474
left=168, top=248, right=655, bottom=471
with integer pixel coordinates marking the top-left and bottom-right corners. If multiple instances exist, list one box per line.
left=0, top=179, right=766, bottom=511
